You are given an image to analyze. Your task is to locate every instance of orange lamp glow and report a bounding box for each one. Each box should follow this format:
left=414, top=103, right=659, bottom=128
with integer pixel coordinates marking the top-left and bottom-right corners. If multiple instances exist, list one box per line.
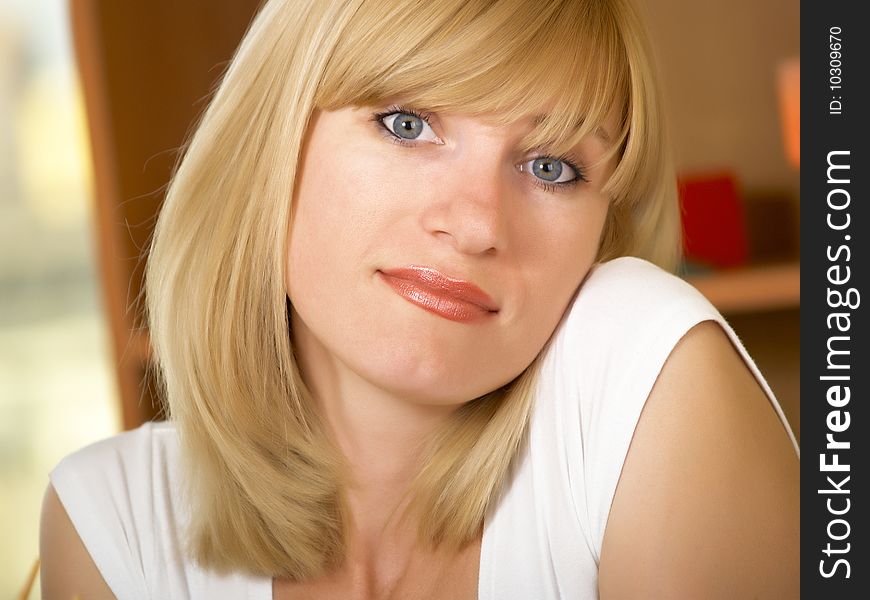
left=777, top=58, right=800, bottom=169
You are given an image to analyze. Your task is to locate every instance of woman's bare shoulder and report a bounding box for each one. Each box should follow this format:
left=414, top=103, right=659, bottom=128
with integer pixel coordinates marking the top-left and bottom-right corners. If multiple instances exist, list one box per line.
left=40, top=482, right=116, bottom=599
left=598, top=320, right=799, bottom=598
left=42, top=421, right=178, bottom=598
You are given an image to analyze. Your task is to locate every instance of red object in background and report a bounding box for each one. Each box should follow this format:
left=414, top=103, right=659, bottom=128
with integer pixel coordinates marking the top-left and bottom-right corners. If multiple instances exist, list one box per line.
left=678, top=172, right=749, bottom=269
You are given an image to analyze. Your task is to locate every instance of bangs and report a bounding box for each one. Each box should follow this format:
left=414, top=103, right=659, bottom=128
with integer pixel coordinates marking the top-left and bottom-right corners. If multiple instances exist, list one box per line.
left=315, top=0, right=630, bottom=165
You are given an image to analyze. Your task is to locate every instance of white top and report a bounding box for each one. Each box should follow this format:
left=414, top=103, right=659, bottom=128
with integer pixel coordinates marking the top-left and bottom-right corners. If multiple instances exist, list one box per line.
left=50, top=256, right=799, bottom=600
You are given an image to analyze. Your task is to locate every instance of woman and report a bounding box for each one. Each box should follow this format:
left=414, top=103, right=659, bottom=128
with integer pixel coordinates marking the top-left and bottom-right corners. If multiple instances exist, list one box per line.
left=40, top=0, right=800, bottom=598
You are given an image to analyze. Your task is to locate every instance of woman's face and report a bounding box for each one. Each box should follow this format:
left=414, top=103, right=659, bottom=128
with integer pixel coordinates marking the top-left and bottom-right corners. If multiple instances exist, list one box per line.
left=286, top=104, right=616, bottom=405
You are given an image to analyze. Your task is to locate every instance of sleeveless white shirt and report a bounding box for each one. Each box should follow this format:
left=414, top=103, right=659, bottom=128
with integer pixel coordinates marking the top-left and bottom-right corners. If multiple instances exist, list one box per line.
left=50, top=256, right=799, bottom=599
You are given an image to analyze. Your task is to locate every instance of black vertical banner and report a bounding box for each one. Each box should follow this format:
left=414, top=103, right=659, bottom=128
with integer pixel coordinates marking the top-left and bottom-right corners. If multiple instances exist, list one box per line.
left=802, top=1, right=869, bottom=597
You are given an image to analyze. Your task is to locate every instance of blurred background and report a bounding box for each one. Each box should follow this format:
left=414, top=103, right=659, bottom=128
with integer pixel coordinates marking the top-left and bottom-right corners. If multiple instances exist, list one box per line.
left=1, top=0, right=118, bottom=597
left=1, top=0, right=798, bottom=597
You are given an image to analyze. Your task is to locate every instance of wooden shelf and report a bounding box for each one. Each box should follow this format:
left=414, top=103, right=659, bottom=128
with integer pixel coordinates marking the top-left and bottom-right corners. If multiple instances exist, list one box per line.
left=685, top=261, right=800, bottom=314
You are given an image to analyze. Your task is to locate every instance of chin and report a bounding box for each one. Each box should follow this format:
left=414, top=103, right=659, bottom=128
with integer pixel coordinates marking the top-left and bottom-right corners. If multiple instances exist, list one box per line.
left=366, top=352, right=513, bottom=406
left=356, top=346, right=492, bottom=406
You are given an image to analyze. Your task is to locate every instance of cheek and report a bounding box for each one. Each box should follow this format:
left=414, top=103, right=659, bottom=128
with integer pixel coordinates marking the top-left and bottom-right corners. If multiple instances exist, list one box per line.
left=522, top=195, right=608, bottom=281
left=285, top=188, right=330, bottom=303
left=285, top=145, right=375, bottom=296
left=512, top=195, right=609, bottom=333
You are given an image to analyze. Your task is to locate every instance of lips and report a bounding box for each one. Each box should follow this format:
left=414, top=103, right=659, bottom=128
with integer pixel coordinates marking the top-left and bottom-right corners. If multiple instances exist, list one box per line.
left=378, top=266, right=499, bottom=323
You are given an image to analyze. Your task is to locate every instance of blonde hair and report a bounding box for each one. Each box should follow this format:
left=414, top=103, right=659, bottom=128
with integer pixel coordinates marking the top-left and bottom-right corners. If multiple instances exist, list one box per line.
left=145, top=0, right=680, bottom=580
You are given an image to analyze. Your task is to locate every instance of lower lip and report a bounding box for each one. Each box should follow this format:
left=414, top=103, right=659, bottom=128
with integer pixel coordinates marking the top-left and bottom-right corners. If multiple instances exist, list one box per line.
left=377, top=272, right=496, bottom=323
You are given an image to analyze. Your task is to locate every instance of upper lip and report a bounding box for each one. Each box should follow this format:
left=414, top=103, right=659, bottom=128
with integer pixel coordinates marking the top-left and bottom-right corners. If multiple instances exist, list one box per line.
left=378, top=266, right=499, bottom=312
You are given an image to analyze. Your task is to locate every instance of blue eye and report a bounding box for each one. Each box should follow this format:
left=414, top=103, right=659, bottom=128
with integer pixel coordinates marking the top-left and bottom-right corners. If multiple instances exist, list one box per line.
left=532, top=157, right=568, bottom=182
left=378, top=109, right=440, bottom=143
left=387, top=113, right=424, bottom=140
left=520, top=156, right=586, bottom=188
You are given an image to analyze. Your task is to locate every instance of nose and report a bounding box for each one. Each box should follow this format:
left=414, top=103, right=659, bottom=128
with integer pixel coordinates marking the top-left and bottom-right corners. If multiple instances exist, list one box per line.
left=420, top=152, right=508, bottom=256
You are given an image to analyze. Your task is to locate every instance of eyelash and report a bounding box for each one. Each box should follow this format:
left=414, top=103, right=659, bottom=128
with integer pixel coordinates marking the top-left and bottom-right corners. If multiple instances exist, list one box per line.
left=369, top=104, right=589, bottom=192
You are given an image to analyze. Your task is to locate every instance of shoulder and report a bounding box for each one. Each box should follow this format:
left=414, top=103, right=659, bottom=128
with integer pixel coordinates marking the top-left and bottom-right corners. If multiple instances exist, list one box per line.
left=41, top=483, right=116, bottom=599
left=529, top=258, right=722, bottom=551
left=43, top=421, right=181, bottom=598
left=534, top=257, right=797, bottom=559
left=598, top=319, right=800, bottom=597
left=48, top=420, right=180, bottom=537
